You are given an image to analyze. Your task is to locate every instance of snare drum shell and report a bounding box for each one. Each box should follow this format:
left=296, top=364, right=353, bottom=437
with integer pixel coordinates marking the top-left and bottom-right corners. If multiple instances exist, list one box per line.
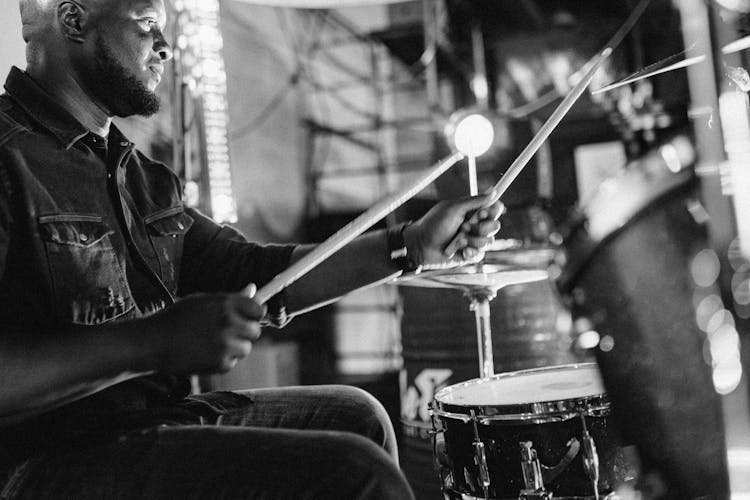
left=434, top=365, right=633, bottom=498
left=440, top=410, right=628, bottom=498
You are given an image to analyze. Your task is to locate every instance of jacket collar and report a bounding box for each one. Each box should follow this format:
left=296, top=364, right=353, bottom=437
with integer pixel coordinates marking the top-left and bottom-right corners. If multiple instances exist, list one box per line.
left=4, top=66, right=92, bottom=149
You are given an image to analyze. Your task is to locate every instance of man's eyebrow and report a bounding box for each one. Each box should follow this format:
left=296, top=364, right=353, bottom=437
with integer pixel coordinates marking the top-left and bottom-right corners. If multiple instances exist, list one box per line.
left=133, top=8, right=167, bottom=29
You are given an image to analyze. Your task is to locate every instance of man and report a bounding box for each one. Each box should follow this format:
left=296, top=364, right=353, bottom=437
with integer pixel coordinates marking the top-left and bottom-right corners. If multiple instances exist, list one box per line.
left=0, top=0, right=503, bottom=498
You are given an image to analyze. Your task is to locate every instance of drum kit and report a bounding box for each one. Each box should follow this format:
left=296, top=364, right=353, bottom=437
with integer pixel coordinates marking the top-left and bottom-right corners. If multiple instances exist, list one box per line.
left=394, top=133, right=728, bottom=499
left=395, top=208, right=631, bottom=500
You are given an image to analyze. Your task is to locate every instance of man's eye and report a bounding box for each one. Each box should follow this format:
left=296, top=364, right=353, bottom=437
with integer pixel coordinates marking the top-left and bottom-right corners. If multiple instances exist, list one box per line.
left=139, top=19, right=156, bottom=30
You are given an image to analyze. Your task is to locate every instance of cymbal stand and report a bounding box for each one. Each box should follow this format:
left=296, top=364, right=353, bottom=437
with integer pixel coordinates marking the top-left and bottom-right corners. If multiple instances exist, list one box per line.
left=467, top=286, right=497, bottom=379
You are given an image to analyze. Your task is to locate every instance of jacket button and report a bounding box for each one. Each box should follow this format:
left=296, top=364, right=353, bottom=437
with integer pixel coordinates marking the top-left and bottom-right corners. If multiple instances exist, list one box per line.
left=80, top=234, right=89, bottom=243
left=177, top=222, right=184, bottom=230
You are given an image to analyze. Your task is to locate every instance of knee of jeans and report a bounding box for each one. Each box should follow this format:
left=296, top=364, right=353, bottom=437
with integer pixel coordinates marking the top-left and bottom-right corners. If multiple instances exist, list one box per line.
left=329, top=385, right=394, bottom=445
left=323, top=433, right=413, bottom=500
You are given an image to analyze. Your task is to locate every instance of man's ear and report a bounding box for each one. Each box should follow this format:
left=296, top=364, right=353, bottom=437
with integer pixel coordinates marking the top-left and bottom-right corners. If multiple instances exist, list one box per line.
left=58, top=1, right=88, bottom=43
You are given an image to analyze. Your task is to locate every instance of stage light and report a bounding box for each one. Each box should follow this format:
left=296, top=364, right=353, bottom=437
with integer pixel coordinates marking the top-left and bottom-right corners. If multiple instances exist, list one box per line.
left=444, top=110, right=495, bottom=158
left=714, top=0, right=750, bottom=13
left=177, top=0, right=237, bottom=224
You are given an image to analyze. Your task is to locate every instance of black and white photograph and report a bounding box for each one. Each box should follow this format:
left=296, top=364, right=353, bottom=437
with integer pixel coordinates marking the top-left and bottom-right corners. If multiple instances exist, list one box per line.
left=1, top=0, right=750, bottom=498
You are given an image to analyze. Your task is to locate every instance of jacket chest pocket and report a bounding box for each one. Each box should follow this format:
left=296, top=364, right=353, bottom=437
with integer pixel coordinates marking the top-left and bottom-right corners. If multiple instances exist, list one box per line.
left=144, top=207, right=193, bottom=294
left=38, top=214, right=135, bottom=325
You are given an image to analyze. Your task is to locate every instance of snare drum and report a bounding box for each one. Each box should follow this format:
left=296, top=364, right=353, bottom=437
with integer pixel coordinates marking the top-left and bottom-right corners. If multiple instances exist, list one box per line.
left=431, top=364, right=632, bottom=500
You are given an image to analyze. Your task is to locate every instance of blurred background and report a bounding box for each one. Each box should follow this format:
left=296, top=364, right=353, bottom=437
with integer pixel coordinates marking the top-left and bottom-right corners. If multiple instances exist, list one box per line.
left=4, top=0, right=750, bottom=497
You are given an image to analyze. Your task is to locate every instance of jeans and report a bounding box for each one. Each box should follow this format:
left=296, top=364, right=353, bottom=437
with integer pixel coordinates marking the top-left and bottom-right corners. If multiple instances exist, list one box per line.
left=0, top=385, right=414, bottom=500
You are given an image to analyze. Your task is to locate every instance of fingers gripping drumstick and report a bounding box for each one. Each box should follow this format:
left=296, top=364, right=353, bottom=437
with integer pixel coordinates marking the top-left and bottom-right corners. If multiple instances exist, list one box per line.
left=255, top=0, right=651, bottom=305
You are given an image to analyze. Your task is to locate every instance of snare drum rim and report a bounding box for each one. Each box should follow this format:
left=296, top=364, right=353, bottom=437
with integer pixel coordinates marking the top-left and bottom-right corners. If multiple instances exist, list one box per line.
left=433, top=363, right=610, bottom=424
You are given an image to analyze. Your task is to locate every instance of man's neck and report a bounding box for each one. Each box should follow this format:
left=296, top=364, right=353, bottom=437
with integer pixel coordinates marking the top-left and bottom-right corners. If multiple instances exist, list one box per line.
left=26, top=64, right=112, bottom=138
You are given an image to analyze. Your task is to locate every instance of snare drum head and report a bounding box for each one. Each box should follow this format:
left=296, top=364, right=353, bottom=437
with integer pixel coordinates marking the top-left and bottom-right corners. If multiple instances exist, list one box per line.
left=435, top=363, right=606, bottom=416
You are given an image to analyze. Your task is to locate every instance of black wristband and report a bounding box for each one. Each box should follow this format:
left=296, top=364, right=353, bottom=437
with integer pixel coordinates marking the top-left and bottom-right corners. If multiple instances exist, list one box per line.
left=387, top=222, right=422, bottom=274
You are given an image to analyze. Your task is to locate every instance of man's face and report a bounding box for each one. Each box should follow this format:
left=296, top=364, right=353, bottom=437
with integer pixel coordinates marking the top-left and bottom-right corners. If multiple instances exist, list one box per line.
left=81, top=0, right=171, bottom=117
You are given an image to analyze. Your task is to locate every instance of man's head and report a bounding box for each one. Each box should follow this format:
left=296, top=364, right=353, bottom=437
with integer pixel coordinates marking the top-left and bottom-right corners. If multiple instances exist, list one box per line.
left=20, top=0, right=172, bottom=117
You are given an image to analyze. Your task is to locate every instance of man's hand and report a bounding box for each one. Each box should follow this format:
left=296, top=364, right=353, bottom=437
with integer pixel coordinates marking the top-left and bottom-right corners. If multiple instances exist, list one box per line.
left=142, top=284, right=264, bottom=375
left=404, top=192, right=504, bottom=270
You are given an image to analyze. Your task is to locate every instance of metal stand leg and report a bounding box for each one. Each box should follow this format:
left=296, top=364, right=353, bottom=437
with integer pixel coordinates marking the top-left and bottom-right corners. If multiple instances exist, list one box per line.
left=469, top=290, right=496, bottom=379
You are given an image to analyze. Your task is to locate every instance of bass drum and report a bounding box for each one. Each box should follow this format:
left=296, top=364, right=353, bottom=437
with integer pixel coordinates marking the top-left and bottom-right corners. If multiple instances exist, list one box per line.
left=557, top=136, right=729, bottom=498
left=399, top=205, right=583, bottom=500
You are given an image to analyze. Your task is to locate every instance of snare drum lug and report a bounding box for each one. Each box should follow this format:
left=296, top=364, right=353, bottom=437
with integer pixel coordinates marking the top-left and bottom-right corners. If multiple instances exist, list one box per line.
left=519, top=441, right=545, bottom=491
left=519, top=441, right=553, bottom=500
left=470, top=410, right=491, bottom=500
left=580, top=414, right=601, bottom=500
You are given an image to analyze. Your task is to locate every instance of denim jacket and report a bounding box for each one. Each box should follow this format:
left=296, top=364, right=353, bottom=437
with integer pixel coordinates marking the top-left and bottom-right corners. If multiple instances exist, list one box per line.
left=0, top=67, right=295, bottom=453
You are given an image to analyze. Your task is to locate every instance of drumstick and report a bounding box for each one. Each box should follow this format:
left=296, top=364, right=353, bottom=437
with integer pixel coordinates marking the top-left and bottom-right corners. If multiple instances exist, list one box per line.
left=592, top=34, right=750, bottom=95
left=257, top=0, right=650, bottom=302
left=443, top=0, right=651, bottom=258
left=254, top=152, right=465, bottom=305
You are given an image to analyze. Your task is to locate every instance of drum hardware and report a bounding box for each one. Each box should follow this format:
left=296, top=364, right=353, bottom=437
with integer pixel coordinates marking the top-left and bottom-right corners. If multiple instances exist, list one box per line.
left=470, top=409, right=491, bottom=500
left=398, top=260, right=550, bottom=380
left=432, top=364, right=632, bottom=499
left=519, top=442, right=552, bottom=500
left=468, top=287, right=497, bottom=379
left=540, top=438, right=581, bottom=485
left=428, top=401, right=454, bottom=492
left=580, top=414, right=601, bottom=500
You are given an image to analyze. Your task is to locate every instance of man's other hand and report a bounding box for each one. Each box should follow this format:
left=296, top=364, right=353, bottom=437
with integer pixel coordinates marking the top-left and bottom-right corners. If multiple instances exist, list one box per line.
left=143, top=284, right=264, bottom=375
left=405, top=192, right=504, bottom=270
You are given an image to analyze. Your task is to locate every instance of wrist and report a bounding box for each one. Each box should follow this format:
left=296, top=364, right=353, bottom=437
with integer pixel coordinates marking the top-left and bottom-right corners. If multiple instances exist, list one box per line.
left=94, top=319, right=159, bottom=375
left=387, top=222, right=423, bottom=274
left=122, top=316, right=165, bottom=373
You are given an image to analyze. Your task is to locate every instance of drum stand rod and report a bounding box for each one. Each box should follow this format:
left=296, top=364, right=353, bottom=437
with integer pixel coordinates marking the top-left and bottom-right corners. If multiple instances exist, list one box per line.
left=469, top=289, right=496, bottom=379
left=580, top=413, right=600, bottom=500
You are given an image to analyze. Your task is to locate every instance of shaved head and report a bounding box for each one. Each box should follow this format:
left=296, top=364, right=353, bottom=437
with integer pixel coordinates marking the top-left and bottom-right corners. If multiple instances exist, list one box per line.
left=18, top=0, right=170, bottom=119
left=20, top=1, right=105, bottom=44
left=20, top=0, right=55, bottom=43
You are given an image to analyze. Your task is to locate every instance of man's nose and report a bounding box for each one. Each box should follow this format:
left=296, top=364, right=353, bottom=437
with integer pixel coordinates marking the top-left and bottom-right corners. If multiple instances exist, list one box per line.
left=154, top=33, right=173, bottom=62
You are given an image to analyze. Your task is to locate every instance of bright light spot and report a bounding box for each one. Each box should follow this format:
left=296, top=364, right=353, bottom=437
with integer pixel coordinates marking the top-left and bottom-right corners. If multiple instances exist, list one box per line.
left=728, top=238, right=748, bottom=271
left=706, top=309, right=736, bottom=335
left=556, top=309, right=573, bottom=336
left=212, top=194, right=237, bottom=224
left=695, top=294, right=724, bottom=332
left=732, top=272, right=750, bottom=305
left=691, top=249, right=721, bottom=287
left=726, top=65, right=750, bottom=92
left=709, top=324, right=740, bottom=359
left=471, top=74, right=489, bottom=102
left=178, top=0, right=237, bottom=224
left=715, top=0, right=750, bottom=12
left=184, top=180, right=200, bottom=208
left=728, top=448, right=750, bottom=467
left=576, top=330, right=601, bottom=350
left=713, top=357, right=743, bottom=395
left=660, top=143, right=683, bottom=173
left=599, top=335, right=615, bottom=352
left=450, top=114, right=495, bottom=157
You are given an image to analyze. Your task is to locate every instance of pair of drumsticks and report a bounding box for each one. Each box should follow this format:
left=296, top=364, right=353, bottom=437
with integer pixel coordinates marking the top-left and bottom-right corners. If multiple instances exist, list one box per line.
left=255, top=0, right=653, bottom=306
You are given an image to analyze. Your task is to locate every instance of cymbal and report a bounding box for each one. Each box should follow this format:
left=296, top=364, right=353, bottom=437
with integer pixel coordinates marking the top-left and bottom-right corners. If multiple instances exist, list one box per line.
left=395, top=263, right=549, bottom=291
left=483, top=244, right=558, bottom=269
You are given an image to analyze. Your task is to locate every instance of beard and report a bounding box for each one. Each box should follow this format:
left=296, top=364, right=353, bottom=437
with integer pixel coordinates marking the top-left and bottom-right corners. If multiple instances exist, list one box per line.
left=92, top=37, right=161, bottom=118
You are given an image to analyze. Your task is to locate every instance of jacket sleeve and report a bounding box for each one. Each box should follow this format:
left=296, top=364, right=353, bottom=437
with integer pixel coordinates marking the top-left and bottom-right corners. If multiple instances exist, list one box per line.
left=177, top=207, right=296, bottom=326
left=0, top=161, right=13, bottom=276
